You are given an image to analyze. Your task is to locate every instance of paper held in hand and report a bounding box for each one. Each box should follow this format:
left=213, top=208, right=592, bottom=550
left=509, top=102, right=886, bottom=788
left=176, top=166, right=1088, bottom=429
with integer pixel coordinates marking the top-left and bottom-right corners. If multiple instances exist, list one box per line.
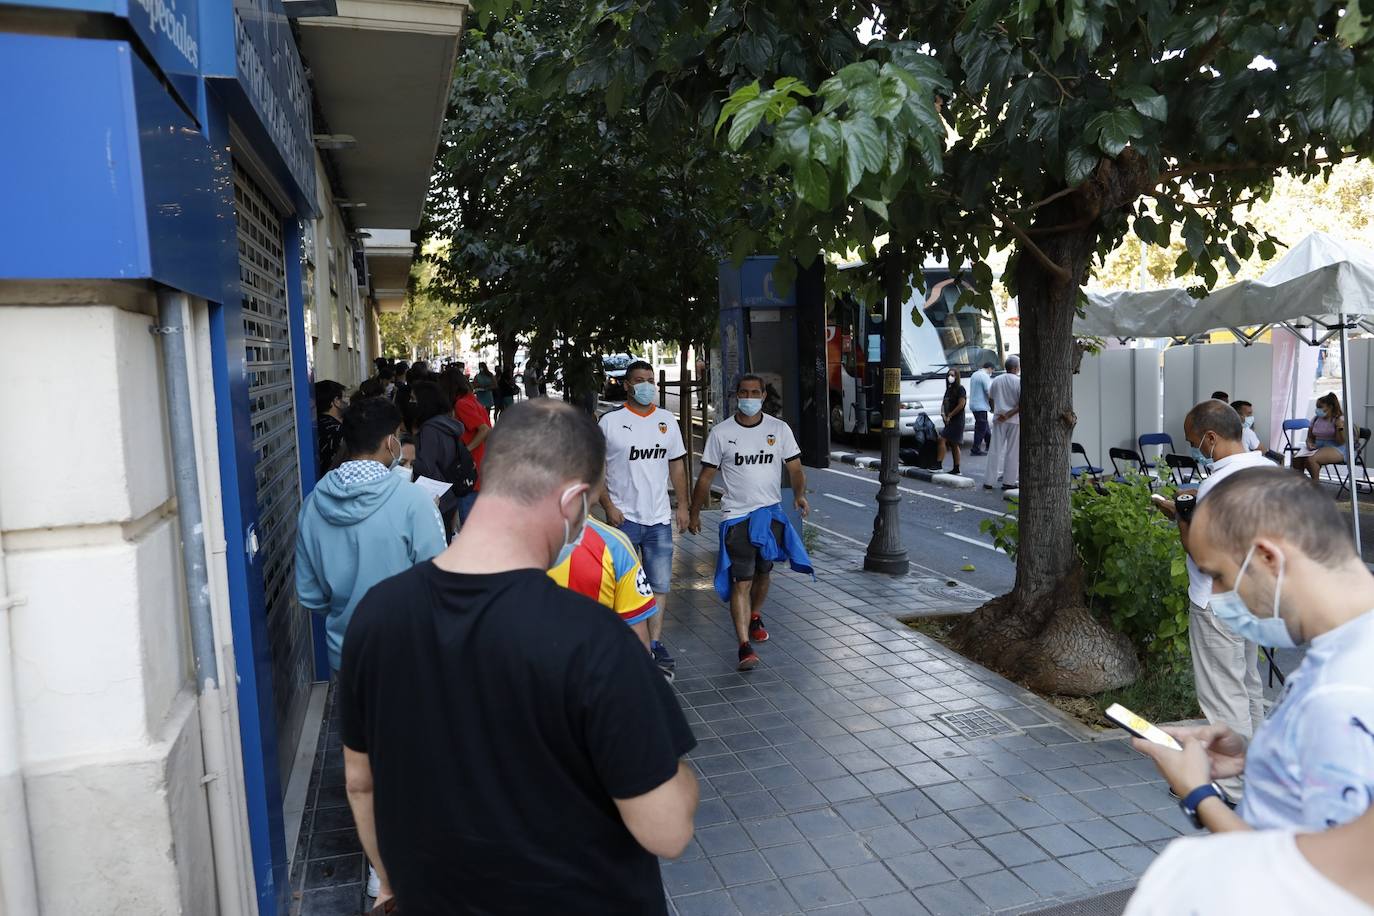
left=412, top=476, right=452, bottom=503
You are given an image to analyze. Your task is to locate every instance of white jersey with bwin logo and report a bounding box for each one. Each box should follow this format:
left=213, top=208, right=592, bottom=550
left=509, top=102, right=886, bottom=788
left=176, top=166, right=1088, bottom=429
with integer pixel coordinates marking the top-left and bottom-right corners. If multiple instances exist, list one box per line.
left=702, top=414, right=801, bottom=520
left=599, top=404, right=687, bottom=526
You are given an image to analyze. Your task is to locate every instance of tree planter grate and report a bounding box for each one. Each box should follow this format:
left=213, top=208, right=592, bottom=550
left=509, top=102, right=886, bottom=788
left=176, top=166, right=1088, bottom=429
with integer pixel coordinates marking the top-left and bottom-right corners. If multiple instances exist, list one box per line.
left=936, top=707, right=1019, bottom=739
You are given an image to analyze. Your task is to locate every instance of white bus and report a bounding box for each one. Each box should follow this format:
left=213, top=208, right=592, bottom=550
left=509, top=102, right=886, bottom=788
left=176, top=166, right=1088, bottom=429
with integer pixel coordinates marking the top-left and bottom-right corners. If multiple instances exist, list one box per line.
left=827, top=266, right=1007, bottom=438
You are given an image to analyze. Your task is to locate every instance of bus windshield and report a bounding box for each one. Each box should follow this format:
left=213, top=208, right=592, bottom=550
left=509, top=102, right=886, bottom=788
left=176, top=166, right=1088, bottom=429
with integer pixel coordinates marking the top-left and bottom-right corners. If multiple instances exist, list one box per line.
left=901, top=273, right=1001, bottom=378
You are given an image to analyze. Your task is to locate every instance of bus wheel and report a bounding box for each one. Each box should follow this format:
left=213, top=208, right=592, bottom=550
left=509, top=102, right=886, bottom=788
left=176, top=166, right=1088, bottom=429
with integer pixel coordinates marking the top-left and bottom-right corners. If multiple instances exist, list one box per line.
left=830, top=402, right=846, bottom=439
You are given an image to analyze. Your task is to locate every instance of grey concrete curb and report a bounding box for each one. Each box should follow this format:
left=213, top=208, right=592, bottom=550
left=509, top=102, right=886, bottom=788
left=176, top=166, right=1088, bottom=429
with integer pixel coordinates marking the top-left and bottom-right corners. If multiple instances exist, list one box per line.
left=829, top=450, right=976, bottom=489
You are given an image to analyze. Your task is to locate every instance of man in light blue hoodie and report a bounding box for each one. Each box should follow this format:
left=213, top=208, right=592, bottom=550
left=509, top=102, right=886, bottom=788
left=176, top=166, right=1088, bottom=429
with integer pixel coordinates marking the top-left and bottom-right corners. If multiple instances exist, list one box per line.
left=297, top=396, right=447, bottom=673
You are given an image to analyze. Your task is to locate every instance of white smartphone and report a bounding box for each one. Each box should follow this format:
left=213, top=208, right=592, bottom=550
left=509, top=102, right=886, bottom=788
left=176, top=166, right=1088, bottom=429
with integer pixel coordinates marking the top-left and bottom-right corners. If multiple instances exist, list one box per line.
left=1105, top=703, right=1183, bottom=751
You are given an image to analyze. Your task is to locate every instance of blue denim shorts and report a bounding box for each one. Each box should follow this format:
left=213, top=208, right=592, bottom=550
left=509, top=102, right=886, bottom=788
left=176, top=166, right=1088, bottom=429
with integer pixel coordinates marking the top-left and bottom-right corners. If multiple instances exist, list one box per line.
left=616, top=519, right=673, bottom=594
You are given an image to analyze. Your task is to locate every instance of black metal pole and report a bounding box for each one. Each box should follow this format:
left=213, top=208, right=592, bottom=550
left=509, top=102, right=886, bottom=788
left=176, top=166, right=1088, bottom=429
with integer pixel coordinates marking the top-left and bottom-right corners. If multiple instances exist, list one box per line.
left=865, top=250, right=910, bottom=574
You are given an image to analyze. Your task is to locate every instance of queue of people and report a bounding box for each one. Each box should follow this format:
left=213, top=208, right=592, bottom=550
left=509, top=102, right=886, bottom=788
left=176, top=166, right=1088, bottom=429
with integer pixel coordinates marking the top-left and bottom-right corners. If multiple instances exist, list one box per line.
left=295, top=364, right=819, bottom=911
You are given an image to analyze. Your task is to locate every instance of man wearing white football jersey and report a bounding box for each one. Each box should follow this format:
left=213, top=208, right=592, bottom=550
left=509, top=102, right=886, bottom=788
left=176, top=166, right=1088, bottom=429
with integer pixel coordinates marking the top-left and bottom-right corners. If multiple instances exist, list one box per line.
left=599, top=360, right=690, bottom=679
left=690, top=374, right=811, bottom=671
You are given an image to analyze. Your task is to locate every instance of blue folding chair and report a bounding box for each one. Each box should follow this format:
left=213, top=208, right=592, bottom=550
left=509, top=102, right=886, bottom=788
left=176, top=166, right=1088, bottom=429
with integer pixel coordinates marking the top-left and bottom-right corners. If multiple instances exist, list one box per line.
left=1137, top=432, right=1175, bottom=477
left=1070, top=442, right=1103, bottom=482
left=1281, top=418, right=1310, bottom=467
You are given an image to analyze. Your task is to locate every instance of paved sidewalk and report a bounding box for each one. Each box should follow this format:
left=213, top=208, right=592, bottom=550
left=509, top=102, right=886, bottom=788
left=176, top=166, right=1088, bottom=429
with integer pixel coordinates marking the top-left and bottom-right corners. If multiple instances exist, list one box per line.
left=290, top=512, right=1196, bottom=915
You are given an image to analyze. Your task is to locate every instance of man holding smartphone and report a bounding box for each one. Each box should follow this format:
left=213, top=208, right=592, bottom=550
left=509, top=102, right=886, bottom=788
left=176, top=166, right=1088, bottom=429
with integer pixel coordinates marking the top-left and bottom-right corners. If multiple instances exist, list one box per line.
left=1154, top=399, right=1272, bottom=796
left=1136, top=467, right=1374, bottom=835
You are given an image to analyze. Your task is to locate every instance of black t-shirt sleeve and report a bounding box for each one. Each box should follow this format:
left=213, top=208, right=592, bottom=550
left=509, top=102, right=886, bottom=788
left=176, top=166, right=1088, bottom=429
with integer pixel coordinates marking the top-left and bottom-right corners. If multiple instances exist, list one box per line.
left=578, top=621, right=696, bottom=800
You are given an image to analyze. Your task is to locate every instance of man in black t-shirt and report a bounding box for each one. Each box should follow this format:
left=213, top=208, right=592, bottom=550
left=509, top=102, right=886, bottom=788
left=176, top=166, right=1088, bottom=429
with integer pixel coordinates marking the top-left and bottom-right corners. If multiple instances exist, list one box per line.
left=339, top=399, right=699, bottom=914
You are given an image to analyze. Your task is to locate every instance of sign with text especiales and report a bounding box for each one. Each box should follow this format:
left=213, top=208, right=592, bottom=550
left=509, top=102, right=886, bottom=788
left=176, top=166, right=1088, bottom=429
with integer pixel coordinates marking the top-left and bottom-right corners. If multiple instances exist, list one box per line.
left=9, top=0, right=200, bottom=111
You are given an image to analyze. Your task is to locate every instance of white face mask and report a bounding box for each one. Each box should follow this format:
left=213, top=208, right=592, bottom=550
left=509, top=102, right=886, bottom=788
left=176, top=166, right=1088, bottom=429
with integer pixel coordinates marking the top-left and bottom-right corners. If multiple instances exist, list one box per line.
left=631, top=381, right=656, bottom=406
left=386, top=435, right=402, bottom=470
left=553, top=487, right=589, bottom=567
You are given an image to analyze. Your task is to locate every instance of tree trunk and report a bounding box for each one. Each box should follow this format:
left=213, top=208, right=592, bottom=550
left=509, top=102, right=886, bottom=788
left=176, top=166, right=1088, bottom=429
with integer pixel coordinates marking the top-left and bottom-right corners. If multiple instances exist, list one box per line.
left=950, top=226, right=1138, bottom=696
left=679, top=338, right=693, bottom=481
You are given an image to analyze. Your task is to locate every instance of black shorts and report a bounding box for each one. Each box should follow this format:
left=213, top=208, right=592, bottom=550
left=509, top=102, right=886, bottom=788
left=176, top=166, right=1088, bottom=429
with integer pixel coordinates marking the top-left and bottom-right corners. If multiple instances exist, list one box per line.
left=725, top=519, right=785, bottom=581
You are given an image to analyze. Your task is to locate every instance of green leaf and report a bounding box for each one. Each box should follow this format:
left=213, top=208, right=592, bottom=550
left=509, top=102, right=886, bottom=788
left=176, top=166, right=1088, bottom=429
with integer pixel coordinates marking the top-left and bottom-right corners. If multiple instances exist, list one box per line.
left=1117, top=85, right=1168, bottom=122
left=772, top=76, right=813, bottom=98
left=794, top=157, right=831, bottom=208
left=841, top=114, right=887, bottom=193
left=1085, top=109, right=1144, bottom=157
left=727, top=95, right=771, bottom=149
left=859, top=197, right=889, bottom=220
left=714, top=80, right=760, bottom=137
left=1258, top=238, right=1277, bottom=261
left=605, top=74, right=625, bottom=116
left=1133, top=216, right=1157, bottom=244
left=810, top=117, right=843, bottom=168
left=1065, top=144, right=1098, bottom=186
left=1064, top=0, right=1087, bottom=39
left=730, top=228, right=758, bottom=266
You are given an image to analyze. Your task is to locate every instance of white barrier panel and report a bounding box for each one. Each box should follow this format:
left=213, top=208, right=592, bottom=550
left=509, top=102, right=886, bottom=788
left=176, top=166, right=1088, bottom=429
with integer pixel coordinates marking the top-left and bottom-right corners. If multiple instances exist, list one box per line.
left=1344, top=338, right=1374, bottom=437
left=1162, top=343, right=1274, bottom=455
left=1072, top=348, right=1163, bottom=474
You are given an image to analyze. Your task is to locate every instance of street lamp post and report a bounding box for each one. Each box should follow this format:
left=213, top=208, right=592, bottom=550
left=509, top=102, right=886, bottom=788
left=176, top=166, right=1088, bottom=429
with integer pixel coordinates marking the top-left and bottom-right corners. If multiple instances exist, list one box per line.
left=865, top=250, right=911, bottom=574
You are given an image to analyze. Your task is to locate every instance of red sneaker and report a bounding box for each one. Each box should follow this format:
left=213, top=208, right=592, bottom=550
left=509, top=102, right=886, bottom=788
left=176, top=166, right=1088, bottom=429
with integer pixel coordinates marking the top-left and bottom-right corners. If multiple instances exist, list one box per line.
left=748, top=614, right=769, bottom=643
left=737, top=643, right=760, bottom=671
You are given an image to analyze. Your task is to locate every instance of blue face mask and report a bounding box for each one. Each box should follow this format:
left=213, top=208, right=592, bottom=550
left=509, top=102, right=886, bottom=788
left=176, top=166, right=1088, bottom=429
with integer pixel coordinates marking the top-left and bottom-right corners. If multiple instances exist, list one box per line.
left=1317, top=407, right=1329, bottom=418
left=631, top=381, right=656, bottom=406
left=1189, top=434, right=1216, bottom=467
left=1209, top=544, right=1296, bottom=648
left=553, top=490, right=589, bottom=567
left=738, top=397, right=764, bottom=417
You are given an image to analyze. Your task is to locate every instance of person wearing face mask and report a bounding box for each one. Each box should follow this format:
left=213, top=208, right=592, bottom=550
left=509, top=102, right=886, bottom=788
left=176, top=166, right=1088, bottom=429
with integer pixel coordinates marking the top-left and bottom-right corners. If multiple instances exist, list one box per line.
left=1134, top=466, right=1374, bottom=837
left=1230, top=400, right=1263, bottom=453
left=982, top=355, right=1021, bottom=490
left=690, top=374, right=813, bottom=671
left=337, top=399, right=699, bottom=913
left=937, top=368, right=968, bottom=475
left=597, top=360, right=690, bottom=678
left=1296, top=392, right=1349, bottom=482
left=1157, top=399, right=1273, bottom=796
left=294, top=396, right=448, bottom=901
left=315, top=379, right=349, bottom=478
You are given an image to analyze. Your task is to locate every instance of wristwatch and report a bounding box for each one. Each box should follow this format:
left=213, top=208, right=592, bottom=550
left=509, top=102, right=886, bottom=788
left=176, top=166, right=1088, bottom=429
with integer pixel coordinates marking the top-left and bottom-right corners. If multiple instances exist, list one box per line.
left=1180, top=782, right=1230, bottom=829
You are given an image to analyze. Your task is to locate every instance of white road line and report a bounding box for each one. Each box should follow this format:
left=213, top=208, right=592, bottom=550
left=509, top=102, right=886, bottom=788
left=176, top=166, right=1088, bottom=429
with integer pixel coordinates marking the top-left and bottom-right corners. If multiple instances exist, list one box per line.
left=820, top=466, right=1004, bottom=516
left=944, top=531, right=1003, bottom=552
left=805, top=521, right=868, bottom=548
left=823, top=493, right=867, bottom=508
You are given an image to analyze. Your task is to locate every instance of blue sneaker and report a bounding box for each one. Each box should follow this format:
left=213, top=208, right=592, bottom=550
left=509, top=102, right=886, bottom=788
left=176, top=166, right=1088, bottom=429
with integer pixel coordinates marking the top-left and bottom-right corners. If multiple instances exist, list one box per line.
left=651, top=641, right=676, bottom=681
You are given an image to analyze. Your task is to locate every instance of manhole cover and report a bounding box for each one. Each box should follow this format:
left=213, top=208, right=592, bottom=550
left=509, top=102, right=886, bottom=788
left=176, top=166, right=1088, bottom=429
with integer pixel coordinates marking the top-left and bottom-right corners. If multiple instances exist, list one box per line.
left=937, top=708, right=1018, bottom=739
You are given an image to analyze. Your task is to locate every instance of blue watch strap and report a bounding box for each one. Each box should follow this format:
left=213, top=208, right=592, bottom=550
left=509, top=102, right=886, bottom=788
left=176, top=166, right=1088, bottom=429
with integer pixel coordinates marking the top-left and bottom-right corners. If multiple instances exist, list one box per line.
left=1181, top=783, right=1222, bottom=826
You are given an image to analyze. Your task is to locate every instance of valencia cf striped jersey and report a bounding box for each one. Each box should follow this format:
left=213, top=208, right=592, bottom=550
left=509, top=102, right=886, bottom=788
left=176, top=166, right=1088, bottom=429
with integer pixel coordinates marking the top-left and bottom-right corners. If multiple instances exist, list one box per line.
left=548, top=517, right=657, bottom=625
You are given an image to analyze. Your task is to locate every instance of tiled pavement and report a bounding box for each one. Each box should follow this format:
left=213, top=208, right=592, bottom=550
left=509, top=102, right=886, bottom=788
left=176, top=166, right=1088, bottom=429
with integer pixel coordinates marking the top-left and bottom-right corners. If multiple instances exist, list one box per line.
left=292, top=512, right=1196, bottom=915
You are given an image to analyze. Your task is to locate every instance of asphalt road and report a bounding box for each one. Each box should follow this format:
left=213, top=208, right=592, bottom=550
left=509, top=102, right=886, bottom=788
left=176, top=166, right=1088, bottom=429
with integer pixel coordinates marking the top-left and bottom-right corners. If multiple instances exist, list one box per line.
left=801, top=442, right=1018, bottom=595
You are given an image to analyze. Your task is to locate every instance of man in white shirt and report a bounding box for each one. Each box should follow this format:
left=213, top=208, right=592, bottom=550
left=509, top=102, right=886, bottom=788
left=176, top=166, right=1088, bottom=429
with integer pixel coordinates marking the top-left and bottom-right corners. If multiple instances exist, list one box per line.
left=968, top=361, right=993, bottom=455
left=689, top=374, right=810, bottom=671
left=1156, top=400, right=1272, bottom=795
left=1137, top=466, right=1374, bottom=835
left=599, top=360, right=690, bottom=679
left=1231, top=399, right=1263, bottom=452
left=982, top=355, right=1021, bottom=490
left=1125, top=805, right=1374, bottom=915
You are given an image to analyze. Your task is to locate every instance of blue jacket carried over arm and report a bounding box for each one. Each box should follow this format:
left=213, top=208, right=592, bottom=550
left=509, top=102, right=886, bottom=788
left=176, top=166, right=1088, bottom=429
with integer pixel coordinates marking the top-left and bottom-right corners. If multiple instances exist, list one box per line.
left=714, top=504, right=815, bottom=601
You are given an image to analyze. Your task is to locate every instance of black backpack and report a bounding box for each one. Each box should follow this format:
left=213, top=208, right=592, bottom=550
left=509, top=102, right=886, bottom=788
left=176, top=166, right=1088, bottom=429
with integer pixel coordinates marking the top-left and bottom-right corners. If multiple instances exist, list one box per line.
left=440, top=438, right=478, bottom=498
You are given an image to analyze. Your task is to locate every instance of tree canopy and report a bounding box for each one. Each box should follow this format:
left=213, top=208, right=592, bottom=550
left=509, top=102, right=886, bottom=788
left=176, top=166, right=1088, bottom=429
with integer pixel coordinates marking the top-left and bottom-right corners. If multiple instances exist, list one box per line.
left=421, top=12, right=769, bottom=393
left=545, top=0, right=1374, bottom=692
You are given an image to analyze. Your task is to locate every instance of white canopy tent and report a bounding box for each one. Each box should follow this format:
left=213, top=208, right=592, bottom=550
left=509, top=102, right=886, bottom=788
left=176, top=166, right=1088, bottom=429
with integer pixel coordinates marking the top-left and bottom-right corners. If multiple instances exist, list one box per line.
left=1075, top=231, right=1374, bottom=550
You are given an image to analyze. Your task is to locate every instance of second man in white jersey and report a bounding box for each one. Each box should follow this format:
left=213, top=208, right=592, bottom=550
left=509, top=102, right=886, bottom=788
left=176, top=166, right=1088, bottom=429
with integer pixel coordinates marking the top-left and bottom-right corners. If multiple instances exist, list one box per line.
left=598, top=360, right=690, bottom=679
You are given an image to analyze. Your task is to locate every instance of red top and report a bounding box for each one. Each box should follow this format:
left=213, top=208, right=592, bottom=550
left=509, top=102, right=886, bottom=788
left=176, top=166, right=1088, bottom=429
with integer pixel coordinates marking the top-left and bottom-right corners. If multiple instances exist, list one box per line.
left=454, top=393, right=492, bottom=490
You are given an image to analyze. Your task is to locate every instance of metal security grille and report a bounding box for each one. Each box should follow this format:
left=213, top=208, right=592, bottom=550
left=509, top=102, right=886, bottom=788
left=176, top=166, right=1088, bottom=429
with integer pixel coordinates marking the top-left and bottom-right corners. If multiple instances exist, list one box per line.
left=234, top=161, right=311, bottom=785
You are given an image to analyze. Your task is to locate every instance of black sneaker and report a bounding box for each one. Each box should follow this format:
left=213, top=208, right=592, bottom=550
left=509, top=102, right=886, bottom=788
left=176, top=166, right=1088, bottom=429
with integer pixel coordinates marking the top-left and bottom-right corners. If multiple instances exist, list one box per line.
left=748, top=614, right=769, bottom=643
left=651, top=641, right=676, bottom=682
left=737, top=643, right=760, bottom=671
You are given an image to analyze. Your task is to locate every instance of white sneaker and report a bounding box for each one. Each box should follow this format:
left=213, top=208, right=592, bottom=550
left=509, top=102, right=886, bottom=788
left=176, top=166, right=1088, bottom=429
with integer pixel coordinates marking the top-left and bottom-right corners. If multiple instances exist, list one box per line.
left=367, top=864, right=381, bottom=898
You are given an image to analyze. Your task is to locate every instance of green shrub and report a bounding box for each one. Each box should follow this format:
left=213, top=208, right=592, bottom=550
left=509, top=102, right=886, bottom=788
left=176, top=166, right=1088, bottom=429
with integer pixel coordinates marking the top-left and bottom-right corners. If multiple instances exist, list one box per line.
left=983, top=476, right=1190, bottom=664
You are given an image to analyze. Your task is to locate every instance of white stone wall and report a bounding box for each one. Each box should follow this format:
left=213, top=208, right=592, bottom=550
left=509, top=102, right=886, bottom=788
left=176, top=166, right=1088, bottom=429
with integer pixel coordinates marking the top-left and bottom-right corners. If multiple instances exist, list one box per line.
left=0, top=287, right=217, bottom=914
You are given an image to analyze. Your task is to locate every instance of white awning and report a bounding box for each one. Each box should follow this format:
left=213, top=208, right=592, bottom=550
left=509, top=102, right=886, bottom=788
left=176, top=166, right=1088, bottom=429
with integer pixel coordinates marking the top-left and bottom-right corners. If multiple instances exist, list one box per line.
left=1076, top=232, right=1374, bottom=340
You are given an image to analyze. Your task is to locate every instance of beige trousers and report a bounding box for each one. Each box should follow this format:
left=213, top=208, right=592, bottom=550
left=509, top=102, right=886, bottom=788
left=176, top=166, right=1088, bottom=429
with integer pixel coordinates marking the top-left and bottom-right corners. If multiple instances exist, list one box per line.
left=1188, top=601, right=1266, bottom=796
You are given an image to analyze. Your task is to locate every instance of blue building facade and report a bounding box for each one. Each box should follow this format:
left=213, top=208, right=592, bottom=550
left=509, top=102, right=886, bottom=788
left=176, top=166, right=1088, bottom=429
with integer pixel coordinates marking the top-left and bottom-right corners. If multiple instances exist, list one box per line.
left=0, top=0, right=464, bottom=909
